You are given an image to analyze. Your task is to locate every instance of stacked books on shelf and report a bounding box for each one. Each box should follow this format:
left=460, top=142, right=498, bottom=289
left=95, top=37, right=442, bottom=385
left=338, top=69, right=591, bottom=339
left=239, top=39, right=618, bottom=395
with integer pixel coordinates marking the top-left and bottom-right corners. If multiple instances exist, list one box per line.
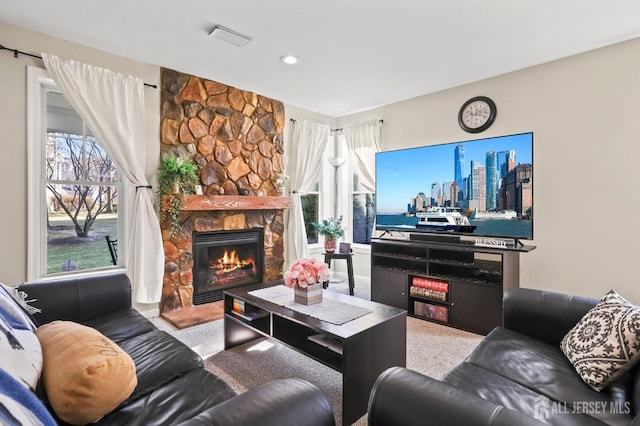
left=410, top=276, right=448, bottom=301
left=231, top=297, right=269, bottom=322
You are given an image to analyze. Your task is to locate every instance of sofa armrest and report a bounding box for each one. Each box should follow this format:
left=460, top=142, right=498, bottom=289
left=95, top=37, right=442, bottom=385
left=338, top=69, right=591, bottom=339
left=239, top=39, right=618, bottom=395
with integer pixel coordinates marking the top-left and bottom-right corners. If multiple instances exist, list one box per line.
left=368, top=367, right=546, bottom=426
left=176, top=378, right=335, bottom=426
left=502, top=288, right=598, bottom=346
left=18, top=273, right=132, bottom=325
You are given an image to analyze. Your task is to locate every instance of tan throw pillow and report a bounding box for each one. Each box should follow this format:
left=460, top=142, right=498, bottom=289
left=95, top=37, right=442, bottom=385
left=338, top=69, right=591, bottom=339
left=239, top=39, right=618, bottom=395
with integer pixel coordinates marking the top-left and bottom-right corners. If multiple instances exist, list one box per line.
left=36, top=321, right=137, bottom=425
left=560, top=290, right=640, bottom=391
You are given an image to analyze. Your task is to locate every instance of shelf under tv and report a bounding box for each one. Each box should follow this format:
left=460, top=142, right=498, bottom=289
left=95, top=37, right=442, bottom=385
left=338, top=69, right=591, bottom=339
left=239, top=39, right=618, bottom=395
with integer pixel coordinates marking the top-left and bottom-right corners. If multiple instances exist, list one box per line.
left=370, top=238, right=535, bottom=335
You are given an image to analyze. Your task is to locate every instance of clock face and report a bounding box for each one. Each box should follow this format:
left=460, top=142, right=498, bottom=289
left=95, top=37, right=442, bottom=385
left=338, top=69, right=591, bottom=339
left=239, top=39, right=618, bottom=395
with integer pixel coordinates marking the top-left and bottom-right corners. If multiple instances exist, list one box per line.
left=458, top=96, right=496, bottom=133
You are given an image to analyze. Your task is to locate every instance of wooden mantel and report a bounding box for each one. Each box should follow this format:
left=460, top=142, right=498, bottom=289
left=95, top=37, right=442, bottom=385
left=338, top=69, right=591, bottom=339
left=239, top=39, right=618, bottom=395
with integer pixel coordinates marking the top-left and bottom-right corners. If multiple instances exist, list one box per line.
left=175, top=195, right=290, bottom=211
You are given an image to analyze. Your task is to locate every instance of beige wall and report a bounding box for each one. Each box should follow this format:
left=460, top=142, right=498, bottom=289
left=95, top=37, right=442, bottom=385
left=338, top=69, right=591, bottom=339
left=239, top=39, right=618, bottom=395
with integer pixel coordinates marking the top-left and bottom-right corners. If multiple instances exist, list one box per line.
left=0, top=21, right=160, bottom=285
left=336, top=37, right=640, bottom=303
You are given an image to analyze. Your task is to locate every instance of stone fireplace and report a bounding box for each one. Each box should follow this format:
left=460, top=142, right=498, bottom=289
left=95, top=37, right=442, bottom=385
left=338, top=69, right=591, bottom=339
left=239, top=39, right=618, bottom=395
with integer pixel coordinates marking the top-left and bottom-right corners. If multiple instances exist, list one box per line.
left=160, top=68, right=288, bottom=314
left=160, top=196, right=288, bottom=314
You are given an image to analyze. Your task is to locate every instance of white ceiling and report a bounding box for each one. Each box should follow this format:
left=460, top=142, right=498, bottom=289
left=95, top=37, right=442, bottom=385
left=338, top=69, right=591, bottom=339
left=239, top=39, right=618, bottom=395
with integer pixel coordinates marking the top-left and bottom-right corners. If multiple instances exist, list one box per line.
left=2, top=0, right=640, bottom=117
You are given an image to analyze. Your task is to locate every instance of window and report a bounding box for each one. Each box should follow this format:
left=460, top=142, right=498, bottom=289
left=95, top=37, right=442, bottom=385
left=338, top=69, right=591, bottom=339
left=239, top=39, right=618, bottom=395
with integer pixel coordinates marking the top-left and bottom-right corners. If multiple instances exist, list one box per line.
left=301, top=182, right=320, bottom=244
left=299, top=133, right=331, bottom=247
left=338, top=134, right=376, bottom=246
left=28, top=68, right=123, bottom=279
left=351, top=172, right=376, bottom=245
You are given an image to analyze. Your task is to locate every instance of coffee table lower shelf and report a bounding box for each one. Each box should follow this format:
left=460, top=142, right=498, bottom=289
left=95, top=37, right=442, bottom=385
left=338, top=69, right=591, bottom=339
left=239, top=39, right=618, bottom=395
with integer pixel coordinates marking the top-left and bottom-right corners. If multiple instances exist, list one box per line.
left=223, top=282, right=407, bottom=425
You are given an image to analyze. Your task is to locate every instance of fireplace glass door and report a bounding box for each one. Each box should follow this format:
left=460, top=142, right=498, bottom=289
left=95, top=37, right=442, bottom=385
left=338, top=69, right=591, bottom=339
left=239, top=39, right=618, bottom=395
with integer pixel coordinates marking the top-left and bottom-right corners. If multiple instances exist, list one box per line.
left=192, top=228, right=264, bottom=305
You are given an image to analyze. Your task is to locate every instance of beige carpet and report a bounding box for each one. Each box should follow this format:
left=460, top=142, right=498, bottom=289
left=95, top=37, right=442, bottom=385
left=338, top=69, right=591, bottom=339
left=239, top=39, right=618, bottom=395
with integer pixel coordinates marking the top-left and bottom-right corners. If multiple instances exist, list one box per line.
left=151, top=285, right=483, bottom=426
left=153, top=316, right=481, bottom=426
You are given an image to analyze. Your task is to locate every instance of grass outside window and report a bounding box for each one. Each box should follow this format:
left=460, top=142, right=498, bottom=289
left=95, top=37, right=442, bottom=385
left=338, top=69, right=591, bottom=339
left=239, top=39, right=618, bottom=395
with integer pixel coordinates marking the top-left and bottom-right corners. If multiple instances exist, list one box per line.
left=47, top=213, right=118, bottom=274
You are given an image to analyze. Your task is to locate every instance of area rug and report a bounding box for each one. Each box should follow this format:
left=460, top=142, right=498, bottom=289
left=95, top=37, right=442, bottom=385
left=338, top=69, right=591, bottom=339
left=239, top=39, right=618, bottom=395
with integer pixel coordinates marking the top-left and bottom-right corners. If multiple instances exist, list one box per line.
left=202, top=317, right=482, bottom=426
left=151, top=284, right=482, bottom=426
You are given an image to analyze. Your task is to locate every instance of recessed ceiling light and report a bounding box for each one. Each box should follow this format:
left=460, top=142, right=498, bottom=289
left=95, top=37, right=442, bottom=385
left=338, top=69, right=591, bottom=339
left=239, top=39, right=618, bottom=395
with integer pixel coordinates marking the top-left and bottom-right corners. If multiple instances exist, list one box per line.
left=280, top=55, right=299, bottom=65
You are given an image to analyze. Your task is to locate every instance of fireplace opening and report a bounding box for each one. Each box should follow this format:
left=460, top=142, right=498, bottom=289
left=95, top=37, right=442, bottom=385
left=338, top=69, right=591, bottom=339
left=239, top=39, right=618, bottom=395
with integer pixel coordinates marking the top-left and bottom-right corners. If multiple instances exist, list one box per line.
left=192, top=228, right=264, bottom=305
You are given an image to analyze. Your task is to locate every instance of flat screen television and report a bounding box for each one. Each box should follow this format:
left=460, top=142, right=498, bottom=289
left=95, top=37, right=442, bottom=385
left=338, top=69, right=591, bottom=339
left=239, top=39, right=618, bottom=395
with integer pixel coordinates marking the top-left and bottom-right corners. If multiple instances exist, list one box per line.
left=375, top=132, right=533, bottom=240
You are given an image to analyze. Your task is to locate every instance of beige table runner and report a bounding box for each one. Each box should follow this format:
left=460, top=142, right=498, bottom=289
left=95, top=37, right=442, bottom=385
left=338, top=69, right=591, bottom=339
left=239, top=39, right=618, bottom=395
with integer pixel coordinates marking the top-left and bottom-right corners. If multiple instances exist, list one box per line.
left=248, top=285, right=371, bottom=325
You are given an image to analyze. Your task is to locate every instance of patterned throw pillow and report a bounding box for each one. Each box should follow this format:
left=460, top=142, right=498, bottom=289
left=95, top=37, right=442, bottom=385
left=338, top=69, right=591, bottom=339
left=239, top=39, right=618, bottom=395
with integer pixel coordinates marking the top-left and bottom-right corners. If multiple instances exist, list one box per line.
left=560, top=290, right=640, bottom=391
left=0, top=368, right=56, bottom=426
left=0, top=284, right=37, bottom=331
left=0, top=286, right=43, bottom=391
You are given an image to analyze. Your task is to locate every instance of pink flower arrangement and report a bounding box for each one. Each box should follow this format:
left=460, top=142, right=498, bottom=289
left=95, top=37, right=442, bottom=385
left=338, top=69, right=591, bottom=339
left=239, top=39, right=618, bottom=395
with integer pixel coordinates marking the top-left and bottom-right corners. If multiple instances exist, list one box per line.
left=284, top=258, right=330, bottom=289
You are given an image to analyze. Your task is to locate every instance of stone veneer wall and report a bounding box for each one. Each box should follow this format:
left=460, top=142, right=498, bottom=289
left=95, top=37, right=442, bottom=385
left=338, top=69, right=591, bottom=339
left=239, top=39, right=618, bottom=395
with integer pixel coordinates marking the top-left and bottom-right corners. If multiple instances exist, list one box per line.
left=160, top=68, right=286, bottom=313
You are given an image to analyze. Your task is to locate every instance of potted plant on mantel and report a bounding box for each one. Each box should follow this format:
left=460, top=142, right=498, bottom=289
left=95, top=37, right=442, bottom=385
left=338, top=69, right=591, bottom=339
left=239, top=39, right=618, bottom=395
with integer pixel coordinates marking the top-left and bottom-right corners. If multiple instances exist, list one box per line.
left=157, top=153, right=199, bottom=236
left=312, top=216, right=345, bottom=253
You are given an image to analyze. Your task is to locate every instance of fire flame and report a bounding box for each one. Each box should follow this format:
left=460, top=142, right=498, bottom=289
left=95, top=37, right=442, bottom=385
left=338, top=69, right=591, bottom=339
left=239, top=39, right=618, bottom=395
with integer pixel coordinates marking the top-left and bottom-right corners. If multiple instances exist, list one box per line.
left=214, top=250, right=253, bottom=273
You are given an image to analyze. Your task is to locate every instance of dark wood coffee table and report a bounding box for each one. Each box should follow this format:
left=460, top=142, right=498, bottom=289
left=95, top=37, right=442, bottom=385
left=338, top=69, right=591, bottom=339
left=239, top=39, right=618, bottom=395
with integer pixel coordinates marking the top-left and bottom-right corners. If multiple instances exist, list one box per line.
left=224, top=281, right=407, bottom=425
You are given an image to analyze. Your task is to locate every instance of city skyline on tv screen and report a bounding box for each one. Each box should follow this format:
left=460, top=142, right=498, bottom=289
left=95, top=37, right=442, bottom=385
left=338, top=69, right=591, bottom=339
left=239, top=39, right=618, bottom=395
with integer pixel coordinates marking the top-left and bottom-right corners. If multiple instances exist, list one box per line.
left=375, top=132, right=533, bottom=239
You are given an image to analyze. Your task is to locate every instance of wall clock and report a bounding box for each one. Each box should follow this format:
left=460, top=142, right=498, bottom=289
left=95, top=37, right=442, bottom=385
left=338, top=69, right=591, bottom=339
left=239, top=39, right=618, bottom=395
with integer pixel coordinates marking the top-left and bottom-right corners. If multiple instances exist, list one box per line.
left=458, top=96, right=497, bottom=133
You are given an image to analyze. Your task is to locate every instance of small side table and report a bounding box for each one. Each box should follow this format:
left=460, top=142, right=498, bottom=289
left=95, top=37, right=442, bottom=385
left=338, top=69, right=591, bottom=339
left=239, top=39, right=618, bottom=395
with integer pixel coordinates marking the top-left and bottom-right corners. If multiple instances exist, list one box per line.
left=323, top=252, right=355, bottom=296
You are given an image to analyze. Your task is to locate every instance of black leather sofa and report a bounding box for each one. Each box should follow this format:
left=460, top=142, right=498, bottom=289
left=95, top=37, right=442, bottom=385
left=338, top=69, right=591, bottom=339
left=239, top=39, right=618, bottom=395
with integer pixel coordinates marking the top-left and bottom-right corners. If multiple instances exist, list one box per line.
left=368, top=288, right=640, bottom=426
left=19, top=273, right=335, bottom=426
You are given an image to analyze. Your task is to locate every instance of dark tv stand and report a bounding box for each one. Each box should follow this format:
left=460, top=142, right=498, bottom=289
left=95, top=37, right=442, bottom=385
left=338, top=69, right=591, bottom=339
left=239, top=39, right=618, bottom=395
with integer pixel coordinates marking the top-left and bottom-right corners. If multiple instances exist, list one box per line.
left=370, top=237, right=535, bottom=335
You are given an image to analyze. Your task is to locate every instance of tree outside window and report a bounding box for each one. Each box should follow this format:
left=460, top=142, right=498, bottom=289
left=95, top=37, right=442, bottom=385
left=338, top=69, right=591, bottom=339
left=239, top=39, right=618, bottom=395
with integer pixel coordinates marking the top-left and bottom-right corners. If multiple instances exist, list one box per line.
left=44, top=91, right=120, bottom=274
left=301, top=181, right=320, bottom=244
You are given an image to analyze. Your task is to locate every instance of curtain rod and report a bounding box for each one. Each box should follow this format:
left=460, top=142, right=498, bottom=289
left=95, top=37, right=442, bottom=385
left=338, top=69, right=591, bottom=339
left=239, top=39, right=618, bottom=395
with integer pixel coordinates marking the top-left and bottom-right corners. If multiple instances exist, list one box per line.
left=0, top=44, right=158, bottom=89
left=289, top=118, right=383, bottom=133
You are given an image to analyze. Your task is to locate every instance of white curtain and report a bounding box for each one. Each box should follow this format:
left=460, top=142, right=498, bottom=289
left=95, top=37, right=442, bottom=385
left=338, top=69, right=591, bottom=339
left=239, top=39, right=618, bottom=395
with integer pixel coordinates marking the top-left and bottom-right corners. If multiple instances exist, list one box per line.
left=344, top=119, right=382, bottom=192
left=42, top=54, right=163, bottom=304
left=286, top=120, right=330, bottom=262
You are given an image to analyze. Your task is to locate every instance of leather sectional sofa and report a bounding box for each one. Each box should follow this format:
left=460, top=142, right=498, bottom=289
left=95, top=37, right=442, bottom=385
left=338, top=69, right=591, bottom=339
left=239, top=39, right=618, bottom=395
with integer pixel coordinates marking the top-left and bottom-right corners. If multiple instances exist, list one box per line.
left=14, top=273, right=335, bottom=425
left=368, top=288, right=640, bottom=426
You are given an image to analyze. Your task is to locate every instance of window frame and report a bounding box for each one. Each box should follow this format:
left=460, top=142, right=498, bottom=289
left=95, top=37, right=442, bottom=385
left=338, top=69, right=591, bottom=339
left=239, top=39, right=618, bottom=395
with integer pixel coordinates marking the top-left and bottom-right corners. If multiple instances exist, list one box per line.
left=27, top=66, right=126, bottom=281
left=300, top=133, right=332, bottom=251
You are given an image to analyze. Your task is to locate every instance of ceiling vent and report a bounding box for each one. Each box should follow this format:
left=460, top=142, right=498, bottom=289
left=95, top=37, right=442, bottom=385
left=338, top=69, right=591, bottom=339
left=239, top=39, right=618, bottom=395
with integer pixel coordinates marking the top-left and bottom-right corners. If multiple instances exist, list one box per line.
left=209, top=25, right=251, bottom=47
